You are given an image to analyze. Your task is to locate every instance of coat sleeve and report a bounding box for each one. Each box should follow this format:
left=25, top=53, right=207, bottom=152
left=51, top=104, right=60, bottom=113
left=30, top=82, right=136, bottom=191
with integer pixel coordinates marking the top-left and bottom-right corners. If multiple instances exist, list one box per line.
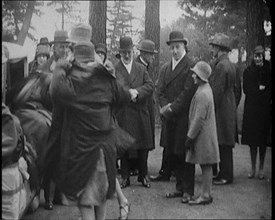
left=135, top=67, right=153, bottom=101
left=50, top=60, right=76, bottom=106
left=242, top=67, right=258, bottom=95
left=156, top=64, right=169, bottom=107
left=209, top=62, right=227, bottom=110
left=234, top=64, right=242, bottom=107
left=112, top=79, right=132, bottom=104
left=187, top=92, right=208, bottom=140
left=170, top=71, right=198, bottom=114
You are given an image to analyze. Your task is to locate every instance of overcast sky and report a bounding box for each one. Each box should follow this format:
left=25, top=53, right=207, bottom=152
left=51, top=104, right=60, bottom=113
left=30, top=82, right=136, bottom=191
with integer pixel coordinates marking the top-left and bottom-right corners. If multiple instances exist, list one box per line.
left=24, top=0, right=182, bottom=60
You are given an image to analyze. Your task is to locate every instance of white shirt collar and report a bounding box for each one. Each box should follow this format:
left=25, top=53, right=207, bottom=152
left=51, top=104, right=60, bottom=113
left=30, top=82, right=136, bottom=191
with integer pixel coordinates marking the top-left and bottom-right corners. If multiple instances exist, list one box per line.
left=172, top=50, right=186, bottom=71
left=121, top=59, right=133, bottom=74
left=139, top=56, right=148, bottom=67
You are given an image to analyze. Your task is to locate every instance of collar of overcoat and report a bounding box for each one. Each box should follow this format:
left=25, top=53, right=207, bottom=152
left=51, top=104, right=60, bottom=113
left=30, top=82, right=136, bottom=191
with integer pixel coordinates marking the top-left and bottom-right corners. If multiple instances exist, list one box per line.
left=213, top=53, right=229, bottom=69
left=117, top=60, right=139, bottom=86
left=165, top=54, right=191, bottom=85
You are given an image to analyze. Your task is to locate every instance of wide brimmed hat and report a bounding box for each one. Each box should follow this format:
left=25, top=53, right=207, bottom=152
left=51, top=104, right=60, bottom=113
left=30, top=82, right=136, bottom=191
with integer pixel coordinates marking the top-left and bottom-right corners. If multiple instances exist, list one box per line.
left=254, top=45, right=264, bottom=54
left=137, top=39, right=158, bottom=54
left=74, top=41, right=95, bottom=63
left=119, top=37, right=134, bottom=51
left=95, top=43, right=107, bottom=55
left=166, top=31, right=187, bottom=45
left=36, top=45, right=50, bottom=57
left=209, top=33, right=231, bottom=52
left=190, top=61, right=212, bottom=83
left=67, top=23, right=92, bottom=44
left=50, top=30, right=69, bottom=44
left=37, top=37, right=50, bottom=46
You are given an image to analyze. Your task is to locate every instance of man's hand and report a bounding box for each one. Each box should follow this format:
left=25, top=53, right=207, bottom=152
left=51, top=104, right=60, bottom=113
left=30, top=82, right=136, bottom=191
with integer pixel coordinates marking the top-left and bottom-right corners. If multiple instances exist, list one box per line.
left=185, top=136, right=195, bottom=153
left=129, top=89, right=138, bottom=102
left=160, top=103, right=173, bottom=120
left=104, top=60, right=116, bottom=76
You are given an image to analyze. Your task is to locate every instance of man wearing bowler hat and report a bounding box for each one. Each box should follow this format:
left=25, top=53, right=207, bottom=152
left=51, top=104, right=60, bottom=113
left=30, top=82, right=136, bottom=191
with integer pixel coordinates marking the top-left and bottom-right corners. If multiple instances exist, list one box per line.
left=156, top=30, right=197, bottom=203
left=115, top=36, right=154, bottom=189
left=134, top=39, right=158, bottom=176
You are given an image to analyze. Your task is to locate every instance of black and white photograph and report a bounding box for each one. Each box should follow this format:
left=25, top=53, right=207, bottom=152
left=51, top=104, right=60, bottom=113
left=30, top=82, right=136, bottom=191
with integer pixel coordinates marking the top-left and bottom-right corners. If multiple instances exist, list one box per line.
left=2, top=0, right=271, bottom=219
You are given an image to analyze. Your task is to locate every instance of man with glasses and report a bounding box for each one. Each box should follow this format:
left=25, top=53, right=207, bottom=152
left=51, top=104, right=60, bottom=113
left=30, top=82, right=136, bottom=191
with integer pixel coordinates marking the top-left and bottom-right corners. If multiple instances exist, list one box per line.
left=114, top=36, right=154, bottom=189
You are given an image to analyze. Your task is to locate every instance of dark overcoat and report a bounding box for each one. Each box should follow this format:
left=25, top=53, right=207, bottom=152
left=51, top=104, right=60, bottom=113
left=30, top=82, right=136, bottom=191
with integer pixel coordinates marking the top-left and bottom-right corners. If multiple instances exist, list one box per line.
left=49, top=60, right=131, bottom=199
left=157, top=54, right=197, bottom=155
left=115, top=60, right=154, bottom=150
left=241, top=60, right=271, bottom=146
left=135, top=55, right=155, bottom=148
left=209, top=54, right=237, bottom=146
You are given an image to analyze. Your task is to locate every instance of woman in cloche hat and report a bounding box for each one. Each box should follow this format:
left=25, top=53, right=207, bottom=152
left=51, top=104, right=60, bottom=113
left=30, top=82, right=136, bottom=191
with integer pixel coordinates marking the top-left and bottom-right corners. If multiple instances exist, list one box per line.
left=185, top=61, right=220, bottom=205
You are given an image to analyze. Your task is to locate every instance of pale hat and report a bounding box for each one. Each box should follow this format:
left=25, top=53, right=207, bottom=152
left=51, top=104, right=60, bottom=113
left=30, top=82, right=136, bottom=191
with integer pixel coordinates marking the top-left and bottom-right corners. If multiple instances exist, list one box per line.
left=50, top=30, right=69, bottom=44
left=74, top=41, right=95, bottom=63
left=190, top=61, right=212, bottom=83
left=67, top=23, right=92, bottom=43
left=209, top=33, right=231, bottom=51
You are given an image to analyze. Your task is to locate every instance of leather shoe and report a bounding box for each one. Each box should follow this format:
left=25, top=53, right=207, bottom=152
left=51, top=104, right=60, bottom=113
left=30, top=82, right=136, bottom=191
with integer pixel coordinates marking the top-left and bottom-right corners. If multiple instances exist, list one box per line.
left=130, top=169, right=139, bottom=176
left=181, top=193, right=192, bottom=203
left=120, top=178, right=130, bottom=188
left=149, top=174, right=170, bottom=182
left=213, top=178, right=231, bottom=185
left=137, top=176, right=151, bottom=188
left=188, top=196, right=213, bottom=205
left=44, top=202, right=53, bottom=210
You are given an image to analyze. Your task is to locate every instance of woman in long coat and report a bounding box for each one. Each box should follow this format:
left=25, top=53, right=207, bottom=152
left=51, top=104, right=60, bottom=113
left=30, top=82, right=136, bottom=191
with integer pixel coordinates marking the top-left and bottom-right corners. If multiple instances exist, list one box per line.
left=241, top=45, right=271, bottom=180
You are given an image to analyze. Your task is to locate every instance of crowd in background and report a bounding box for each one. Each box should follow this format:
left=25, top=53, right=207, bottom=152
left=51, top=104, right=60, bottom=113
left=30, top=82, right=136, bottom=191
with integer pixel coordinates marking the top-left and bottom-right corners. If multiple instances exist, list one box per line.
left=2, top=22, right=271, bottom=220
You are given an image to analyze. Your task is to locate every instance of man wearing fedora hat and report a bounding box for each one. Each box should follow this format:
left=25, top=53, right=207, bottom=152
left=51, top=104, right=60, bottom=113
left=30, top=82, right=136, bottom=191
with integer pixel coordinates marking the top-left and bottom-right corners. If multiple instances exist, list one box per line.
left=115, top=36, right=154, bottom=189
left=41, top=30, right=70, bottom=73
left=39, top=29, right=70, bottom=210
left=208, top=33, right=237, bottom=185
left=156, top=30, right=197, bottom=203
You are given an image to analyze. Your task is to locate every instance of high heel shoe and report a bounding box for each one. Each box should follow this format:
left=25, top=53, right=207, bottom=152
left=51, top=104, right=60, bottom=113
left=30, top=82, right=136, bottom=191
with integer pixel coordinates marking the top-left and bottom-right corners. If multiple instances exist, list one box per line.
left=258, top=170, right=264, bottom=180
left=119, top=202, right=131, bottom=220
left=248, top=171, right=255, bottom=179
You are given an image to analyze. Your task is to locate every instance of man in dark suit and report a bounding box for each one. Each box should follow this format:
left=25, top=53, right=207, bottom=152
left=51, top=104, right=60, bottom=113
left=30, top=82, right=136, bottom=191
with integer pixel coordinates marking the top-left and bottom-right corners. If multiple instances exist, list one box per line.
left=157, top=31, right=197, bottom=203
left=115, top=36, right=154, bottom=189
left=133, top=39, right=158, bottom=177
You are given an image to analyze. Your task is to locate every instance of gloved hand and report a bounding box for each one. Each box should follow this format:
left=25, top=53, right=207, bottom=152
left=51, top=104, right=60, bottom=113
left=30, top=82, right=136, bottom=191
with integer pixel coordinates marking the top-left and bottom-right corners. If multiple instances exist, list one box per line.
left=185, top=136, right=195, bottom=153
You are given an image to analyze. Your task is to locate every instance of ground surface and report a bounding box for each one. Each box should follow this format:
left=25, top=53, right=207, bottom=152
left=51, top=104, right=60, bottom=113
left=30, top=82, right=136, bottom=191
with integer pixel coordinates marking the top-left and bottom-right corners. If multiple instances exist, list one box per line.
left=22, top=126, right=272, bottom=220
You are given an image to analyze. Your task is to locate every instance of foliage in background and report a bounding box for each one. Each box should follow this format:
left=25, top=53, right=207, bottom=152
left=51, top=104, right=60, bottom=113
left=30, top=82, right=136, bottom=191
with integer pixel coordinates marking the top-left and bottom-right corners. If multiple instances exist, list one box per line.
left=2, top=1, right=43, bottom=45
left=107, top=1, right=138, bottom=56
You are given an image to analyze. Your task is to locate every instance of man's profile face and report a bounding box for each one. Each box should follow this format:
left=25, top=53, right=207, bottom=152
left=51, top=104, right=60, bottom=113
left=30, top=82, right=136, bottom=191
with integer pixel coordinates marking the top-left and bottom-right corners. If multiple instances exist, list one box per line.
left=169, top=42, right=185, bottom=61
left=120, top=49, right=133, bottom=65
left=141, top=52, right=154, bottom=64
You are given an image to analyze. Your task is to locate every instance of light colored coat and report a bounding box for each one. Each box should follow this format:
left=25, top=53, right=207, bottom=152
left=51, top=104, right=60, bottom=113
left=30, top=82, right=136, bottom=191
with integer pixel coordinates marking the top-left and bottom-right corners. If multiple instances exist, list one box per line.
left=186, top=83, right=220, bottom=165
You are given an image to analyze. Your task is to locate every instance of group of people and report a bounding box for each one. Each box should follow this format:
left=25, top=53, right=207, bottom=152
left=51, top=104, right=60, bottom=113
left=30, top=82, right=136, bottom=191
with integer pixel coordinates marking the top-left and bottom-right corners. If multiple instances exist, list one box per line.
left=3, top=21, right=271, bottom=220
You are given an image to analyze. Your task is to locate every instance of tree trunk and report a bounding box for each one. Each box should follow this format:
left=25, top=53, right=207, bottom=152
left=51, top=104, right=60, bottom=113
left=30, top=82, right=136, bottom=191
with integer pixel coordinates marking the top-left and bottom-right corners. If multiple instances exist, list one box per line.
left=62, top=1, right=64, bottom=30
left=89, top=1, right=107, bottom=44
left=145, top=0, right=160, bottom=125
left=246, top=0, right=265, bottom=65
left=16, top=1, right=35, bottom=46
